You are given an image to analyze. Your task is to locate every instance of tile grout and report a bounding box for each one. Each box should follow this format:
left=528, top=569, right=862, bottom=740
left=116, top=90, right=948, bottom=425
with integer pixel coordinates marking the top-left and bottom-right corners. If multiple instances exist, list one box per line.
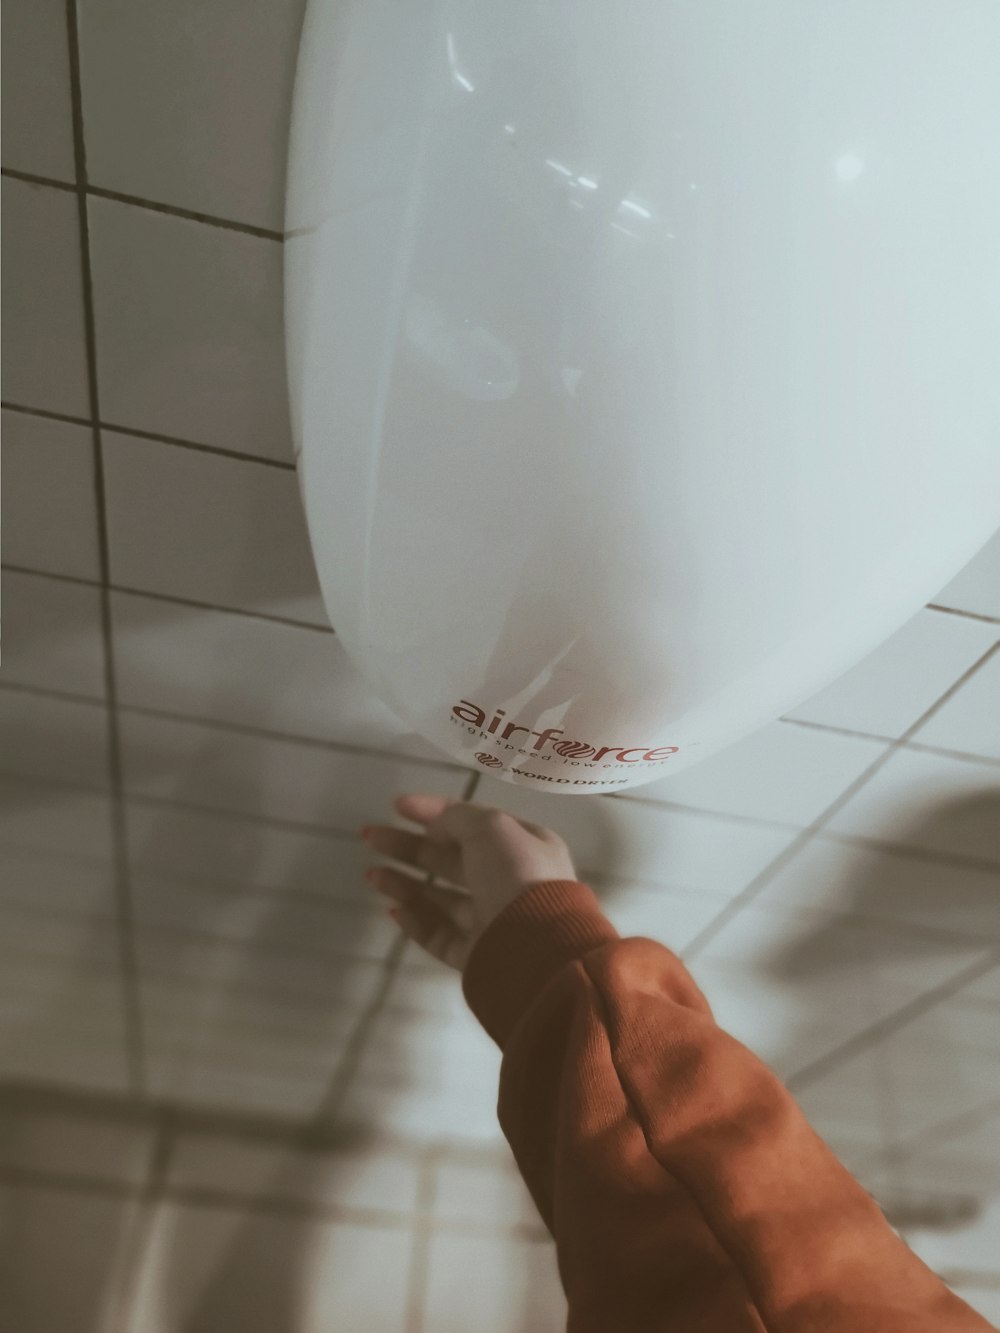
left=680, top=639, right=1000, bottom=965
left=785, top=951, right=1000, bottom=1092
left=0, top=166, right=283, bottom=240
left=63, top=0, right=146, bottom=1098
left=2, top=562, right=332, bottom=631
left=1, top=400, right=296, bottom=470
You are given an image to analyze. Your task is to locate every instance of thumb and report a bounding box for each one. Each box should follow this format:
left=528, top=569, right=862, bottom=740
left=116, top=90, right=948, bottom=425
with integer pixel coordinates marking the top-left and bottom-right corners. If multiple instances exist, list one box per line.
left=392, top=896, right=470, bottom=972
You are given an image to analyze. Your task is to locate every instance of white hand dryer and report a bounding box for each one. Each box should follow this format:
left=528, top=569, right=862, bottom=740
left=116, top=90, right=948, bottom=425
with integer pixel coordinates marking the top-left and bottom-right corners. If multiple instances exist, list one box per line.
left=284, top=2, right=1000, bottom=795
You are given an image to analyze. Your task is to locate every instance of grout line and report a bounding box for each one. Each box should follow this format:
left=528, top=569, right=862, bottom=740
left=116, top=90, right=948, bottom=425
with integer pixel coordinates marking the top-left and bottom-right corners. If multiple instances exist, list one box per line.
left=404, top=1149, right=441, bottom=1333
left=777, top=715, right=1000, bottom=768
left=0, top=166, right=283, bottom=240
left=680, top=639, right=1000, bottom=963
left=1, top=400, right=296, bottom=470
left=785, top=951, right=1000, bottom=1093
left=63, top=0, right=146, bottom=1097
left=108, top=1112, right=180, bottom=1333
left=2, top=562, right=333, bottom=631
left=926, top=603, right=1000, bottom=627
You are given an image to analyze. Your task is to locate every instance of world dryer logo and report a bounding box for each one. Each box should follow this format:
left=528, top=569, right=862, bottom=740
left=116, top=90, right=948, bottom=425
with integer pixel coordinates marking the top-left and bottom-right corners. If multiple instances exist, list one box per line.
left=451, top=699, right=680, bottom=768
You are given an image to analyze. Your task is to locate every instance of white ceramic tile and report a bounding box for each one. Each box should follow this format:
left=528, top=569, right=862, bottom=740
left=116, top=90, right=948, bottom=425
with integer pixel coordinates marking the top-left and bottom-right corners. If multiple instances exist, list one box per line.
left=119, top=710, right=468, bottom=832
left=0, top=689, right=111, bottom=789
left=823, top=747, right=1000, bottom=864
left=167, top=1133, right=420, bottom=1215
left=477, top=776, right=800, bottom=901
left=127, top=1202, right=411, bottom=1333
left=792, top=1045, right=888, bottom=1149
left=1, top=178, right=89, bottom=416
left=822, top=1012, right=1000, bottom=1144
left=904, top=1194, right=1000, bottom=1285
left=949, top=1287, right=1000, bottom=1329
left=756, top=835, right=1000, bottom=943
left=88, top=197, right=292, bottom=460
left=0, top=1184, right=141, bottom=1333
left=132, top=874, right=396, bottom=963
left=0, top=775, right=114, bottom=861
left=423, top=1233, right=566, bottom=1333
left=0, top=954, right=129, bottom=1092
left=784, top=609, right=999, bottom=740
left=78, top=0, right=303, bottom=231
left=911, top=646, right=1000, bottom=761
left=124, top=801, right=372, bottom=898
left=687, top=959, right=883, bottom=1081
left=110, top=589, right=443, bottom=759
left=931, top=526, right=1000, bottom=621
left=616, top=721, right=887, bottom=829
left=342, top=1033, right=505, bottom=1145
left=694, top=897, right=990, bottom=996
left=597, top=881, right=734, bottom=956
left=433, top=1157, right=540, bottom=1228
left=2, top=411, right=101, bottom=579
left=2, top=570, right=106, bottom=699
left=888, top=1112, right=1000, bottom=1194
left=1, top=0, right=75, bottom=180
left=0, top=845, right=116, bottom=919
left=102, top=433, right=325, bottom=623
left=0, top=1110, right=153, bottom=1186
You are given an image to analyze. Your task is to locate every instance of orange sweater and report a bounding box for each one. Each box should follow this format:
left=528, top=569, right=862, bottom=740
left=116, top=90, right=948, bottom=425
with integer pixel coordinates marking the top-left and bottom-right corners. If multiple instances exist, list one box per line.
left=461, top=880, right=990, bottom=1332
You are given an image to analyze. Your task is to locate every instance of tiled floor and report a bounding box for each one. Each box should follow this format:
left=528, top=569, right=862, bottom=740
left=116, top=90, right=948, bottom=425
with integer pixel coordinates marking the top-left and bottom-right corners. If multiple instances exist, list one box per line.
left=3, top=0, right=1000, bottom=1328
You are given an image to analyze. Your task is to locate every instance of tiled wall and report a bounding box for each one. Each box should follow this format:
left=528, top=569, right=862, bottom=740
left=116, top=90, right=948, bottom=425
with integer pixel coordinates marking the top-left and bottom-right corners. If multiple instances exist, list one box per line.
left=2, top=2, right=1000, bottom=1329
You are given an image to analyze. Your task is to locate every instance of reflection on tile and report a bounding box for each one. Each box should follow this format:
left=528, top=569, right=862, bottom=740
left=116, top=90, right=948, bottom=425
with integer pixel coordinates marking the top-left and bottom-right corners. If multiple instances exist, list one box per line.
left=0, top=1184, right=141, bottom=1333
left=617, top=721, right=887, bottom=829
left=0, top=0, right=74, bottom=179
left=478, top=777, right=799, bottom=901
left=168, top=1133, right=420, bottom=1215
left=111, top=590, right=443, bottom=759
left=0, top=1109, right=152, bottom=1185
left=0, top=690, right=111, bottom=790
left=757, top=836, right=1000, bottom=942
left=88, top=198, right=291, bottom=460
left=785, top=609, right=999, bottom=740
left=423, top=1232, right=566, bottom=1333
left=1, top=412, right=101, bottom=579
left=119, top=711, right=468, bottom=832
left=78, top=0, right=304, bottom=231
left=823, top=748, right=1000, bottom=864
left=931, top=527, right=1000, bottom=621
left=2, top=570, right=106, bottom=699
left=1, top=178, right=89, bottom=416
left=128, top=1202, right=411, bottom=1332
left=911, top=647, right=1000, bottom=761
left=102, top=434, right=325, bottom=624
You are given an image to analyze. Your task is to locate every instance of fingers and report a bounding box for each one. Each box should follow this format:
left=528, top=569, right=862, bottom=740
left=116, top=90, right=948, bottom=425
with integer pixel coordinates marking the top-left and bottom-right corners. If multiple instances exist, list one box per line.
left=363, top=824, right=466, bottom=888
left=367, top=866, right=474, bottom=932
left=369, top=866, right=469, bottom=971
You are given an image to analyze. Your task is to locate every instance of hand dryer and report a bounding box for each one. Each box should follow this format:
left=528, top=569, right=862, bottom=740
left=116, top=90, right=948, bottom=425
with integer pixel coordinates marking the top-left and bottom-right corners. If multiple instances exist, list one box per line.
left=285, top=2, right=1000, bottom=794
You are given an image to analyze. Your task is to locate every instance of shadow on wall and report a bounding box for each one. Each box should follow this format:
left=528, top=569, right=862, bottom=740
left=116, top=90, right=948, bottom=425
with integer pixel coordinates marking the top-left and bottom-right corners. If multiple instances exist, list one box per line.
left=760, top=790, right=1000, bottom=1237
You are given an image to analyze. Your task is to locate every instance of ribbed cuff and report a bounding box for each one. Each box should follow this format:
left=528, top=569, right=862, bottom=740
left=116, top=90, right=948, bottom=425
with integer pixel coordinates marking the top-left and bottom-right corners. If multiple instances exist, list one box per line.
left=461, top=880, right=620, bottom=1049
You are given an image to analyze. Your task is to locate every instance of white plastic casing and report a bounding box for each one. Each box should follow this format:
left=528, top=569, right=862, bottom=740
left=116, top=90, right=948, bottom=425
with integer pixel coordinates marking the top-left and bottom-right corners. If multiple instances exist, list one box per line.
left=285, top=2, right=1000, bottom=795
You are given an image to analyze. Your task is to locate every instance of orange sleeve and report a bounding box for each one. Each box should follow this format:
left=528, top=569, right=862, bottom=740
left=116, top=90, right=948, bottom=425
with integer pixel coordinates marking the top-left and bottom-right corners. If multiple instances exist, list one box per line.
left=461, top=880, right=991, bottom=1333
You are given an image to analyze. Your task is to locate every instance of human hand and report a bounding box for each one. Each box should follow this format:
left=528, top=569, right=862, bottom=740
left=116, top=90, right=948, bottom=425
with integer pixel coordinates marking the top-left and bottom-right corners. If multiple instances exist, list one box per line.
left=361, top=792, right=580, bottom=971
